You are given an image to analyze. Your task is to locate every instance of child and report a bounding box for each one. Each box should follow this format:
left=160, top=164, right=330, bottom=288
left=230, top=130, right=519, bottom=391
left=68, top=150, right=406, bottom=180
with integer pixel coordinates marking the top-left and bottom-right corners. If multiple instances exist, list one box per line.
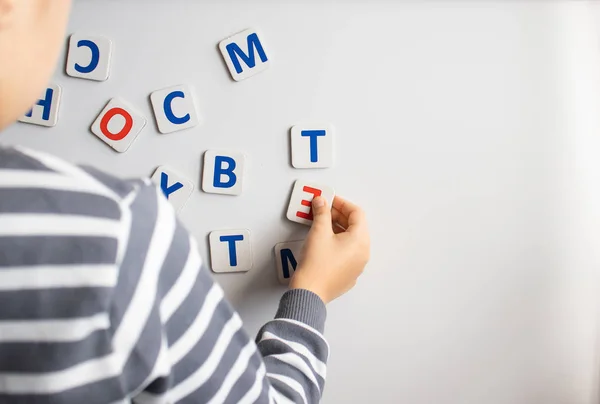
left=0, top=1, right=370, bottom=403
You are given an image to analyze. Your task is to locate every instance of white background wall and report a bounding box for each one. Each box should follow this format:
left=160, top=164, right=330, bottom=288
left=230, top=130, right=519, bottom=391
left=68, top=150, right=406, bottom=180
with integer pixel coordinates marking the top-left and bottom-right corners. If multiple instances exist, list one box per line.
left=2, top=1, right=600, bottom=403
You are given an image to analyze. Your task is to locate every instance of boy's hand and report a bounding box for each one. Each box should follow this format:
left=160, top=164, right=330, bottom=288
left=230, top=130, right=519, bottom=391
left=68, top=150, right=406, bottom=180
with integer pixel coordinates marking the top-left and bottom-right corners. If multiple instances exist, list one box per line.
left=289, top=195, right=371, bottom=304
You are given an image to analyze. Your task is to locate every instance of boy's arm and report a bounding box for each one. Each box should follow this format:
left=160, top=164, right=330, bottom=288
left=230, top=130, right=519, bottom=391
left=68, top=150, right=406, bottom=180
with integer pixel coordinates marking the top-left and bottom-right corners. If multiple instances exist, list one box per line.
left=255, top=289, right=328, bottom=403
left=121, top=184, right=329, bottom=403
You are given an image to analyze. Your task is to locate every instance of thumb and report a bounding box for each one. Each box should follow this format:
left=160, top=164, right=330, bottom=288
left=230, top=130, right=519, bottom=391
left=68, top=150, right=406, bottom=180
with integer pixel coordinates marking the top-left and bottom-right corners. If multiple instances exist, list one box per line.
left=311, top=196, right=332, bottom=232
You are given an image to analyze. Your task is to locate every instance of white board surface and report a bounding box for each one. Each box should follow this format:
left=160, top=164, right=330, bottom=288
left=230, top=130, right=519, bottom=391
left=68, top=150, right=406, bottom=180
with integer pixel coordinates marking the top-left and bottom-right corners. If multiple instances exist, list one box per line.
left=2, top=2, right=600, bottom=403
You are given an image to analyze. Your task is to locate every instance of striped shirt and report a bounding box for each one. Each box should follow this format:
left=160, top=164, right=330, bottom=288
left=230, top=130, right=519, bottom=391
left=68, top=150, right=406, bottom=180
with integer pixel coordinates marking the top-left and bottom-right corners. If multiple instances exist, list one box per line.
left=0, top=146, right=329, bottom=404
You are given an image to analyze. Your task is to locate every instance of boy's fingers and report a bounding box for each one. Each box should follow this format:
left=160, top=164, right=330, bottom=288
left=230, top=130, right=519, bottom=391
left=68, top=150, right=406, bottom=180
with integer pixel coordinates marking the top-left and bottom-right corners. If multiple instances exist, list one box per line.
left=333, top=196, right=366, bottom=232
left=346, top=209, right=367, bottom=235
left=331, top=207, right=348, bottom=229
left=333, top=196, right=360, bottom=218
left=333, top=224, right=345, bottom=234
left=310, top=196, right=333, bottom=234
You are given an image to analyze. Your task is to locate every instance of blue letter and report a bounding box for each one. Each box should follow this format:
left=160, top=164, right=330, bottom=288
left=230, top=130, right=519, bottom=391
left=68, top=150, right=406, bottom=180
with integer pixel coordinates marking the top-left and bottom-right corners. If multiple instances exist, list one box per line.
left=163, top=91, right=190, bottom=125
left=226, top=33, right=268, bottom=74
left=213, top=156, right=237, bottom=188
left=75, top=40, right=100, bottom=74
left=220, top=235, right=244, bottom=266
left=25, top=88, right=54, bottom=121
left=160, top=172, right=183, bottom=199
left=280, top=248, right=298, bottom=280
left=301, top=130, right=326, bottom=163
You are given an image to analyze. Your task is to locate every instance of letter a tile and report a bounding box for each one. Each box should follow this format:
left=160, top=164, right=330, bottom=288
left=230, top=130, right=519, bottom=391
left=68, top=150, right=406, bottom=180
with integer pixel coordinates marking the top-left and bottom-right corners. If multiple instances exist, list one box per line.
left=219, top=28, right=270, bottom=81
left=151, top=165, right=194, bottom=213
left=274, top=240, right=304, bottom=285
left=90, top=98, right=147, bottom=153
left=209, top=229, right=253, bottom=273
left=286, top=180, right=335, bottom=226
left=202, top=150, right=246, bottom=196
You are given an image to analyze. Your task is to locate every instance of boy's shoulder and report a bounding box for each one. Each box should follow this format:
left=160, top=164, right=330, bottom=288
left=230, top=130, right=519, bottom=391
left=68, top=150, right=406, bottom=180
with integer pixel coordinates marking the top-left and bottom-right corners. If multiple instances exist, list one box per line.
left=0, top=147, right=58, bottom=171
left=0, top=146, right=147, bottom=203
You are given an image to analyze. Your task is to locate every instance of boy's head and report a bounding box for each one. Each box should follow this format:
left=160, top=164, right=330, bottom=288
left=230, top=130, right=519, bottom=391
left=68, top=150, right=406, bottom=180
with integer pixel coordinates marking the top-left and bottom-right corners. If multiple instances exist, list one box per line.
left=0, top=0, right=71, bottom=130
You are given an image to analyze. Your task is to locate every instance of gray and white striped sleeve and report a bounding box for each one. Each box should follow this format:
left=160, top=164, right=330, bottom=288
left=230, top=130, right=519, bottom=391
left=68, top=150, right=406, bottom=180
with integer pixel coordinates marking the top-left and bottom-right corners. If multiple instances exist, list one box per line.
left=0, top=146, right=329, bottom=403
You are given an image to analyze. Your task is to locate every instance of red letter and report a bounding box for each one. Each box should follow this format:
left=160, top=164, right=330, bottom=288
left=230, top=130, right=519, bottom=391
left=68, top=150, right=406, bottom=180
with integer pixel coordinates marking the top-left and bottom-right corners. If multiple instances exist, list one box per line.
left=100, top=107, right=133, bottom=141
left=296, top=186, right=322, bottom=220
